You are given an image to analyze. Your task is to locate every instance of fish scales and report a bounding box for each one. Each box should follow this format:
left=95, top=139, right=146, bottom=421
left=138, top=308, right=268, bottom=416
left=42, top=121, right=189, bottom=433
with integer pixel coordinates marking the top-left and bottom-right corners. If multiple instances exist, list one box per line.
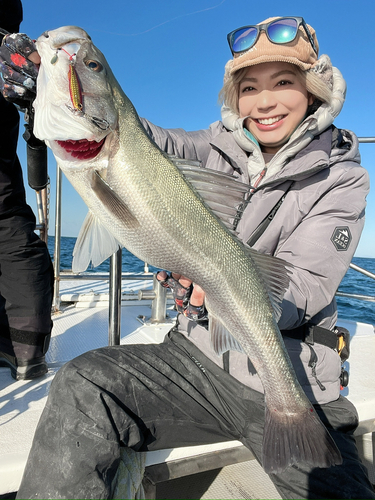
left=33, top=26, right=343, bottom=474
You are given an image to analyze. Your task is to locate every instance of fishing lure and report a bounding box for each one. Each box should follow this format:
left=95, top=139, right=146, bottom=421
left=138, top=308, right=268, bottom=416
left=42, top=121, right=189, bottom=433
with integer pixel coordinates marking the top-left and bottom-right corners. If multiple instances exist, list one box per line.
left=51, top=48, right=83, bottom=112
left=68, top=63, right=83, bottom=111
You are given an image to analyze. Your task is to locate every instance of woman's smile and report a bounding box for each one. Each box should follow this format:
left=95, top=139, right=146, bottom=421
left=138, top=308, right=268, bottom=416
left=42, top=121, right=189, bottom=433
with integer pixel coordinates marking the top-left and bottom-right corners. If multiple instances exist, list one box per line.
left=255, top=114, right=286, bottom=127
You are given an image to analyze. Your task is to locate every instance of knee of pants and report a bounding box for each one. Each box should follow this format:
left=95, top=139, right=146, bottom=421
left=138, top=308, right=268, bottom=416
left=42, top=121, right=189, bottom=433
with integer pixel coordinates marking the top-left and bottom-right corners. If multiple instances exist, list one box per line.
left=48, top=353, right=95, bottom=407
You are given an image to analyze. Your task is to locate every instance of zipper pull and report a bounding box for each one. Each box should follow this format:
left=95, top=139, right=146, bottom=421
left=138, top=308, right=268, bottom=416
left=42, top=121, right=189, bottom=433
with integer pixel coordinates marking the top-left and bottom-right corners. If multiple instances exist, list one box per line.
left=307, top=344, right=326, bottom=391
left=251, top=167, right=267, bottom=193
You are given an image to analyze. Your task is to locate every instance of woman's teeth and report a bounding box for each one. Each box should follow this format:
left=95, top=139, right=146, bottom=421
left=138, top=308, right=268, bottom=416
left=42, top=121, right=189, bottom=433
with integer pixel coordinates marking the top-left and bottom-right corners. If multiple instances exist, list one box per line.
left=257, top=116, right=283, bottom=125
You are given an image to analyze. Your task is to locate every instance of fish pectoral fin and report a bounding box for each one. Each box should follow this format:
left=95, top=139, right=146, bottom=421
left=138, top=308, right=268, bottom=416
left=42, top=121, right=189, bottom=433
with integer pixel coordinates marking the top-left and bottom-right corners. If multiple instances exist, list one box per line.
left=72, top=211, right=122, bottom=273
left=91, top=170, right=140, bottom=229
left=209, top=313, right=245, bottom=356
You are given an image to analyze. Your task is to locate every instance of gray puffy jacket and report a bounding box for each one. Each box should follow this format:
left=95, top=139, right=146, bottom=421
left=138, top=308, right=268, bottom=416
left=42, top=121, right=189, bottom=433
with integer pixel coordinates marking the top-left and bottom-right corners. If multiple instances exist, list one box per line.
left=140, top=67, right=369, bottom=405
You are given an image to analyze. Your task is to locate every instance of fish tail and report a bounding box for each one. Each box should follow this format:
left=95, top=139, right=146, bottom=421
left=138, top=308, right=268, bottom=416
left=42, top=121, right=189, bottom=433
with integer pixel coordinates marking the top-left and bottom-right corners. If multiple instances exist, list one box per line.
left=262, top=405, right=343, bottom=474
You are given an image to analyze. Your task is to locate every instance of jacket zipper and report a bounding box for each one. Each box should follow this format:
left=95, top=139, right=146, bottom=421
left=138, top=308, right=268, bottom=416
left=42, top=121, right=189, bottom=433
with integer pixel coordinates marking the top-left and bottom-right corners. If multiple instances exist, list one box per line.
left=251, top=167, right=267, bottom=193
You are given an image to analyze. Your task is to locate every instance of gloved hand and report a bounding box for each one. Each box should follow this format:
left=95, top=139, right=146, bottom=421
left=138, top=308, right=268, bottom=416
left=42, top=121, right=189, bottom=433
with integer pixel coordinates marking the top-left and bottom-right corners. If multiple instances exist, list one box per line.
left=0, top=33, right=40, bottom=108
left=156, top=271, right=208, bottom=324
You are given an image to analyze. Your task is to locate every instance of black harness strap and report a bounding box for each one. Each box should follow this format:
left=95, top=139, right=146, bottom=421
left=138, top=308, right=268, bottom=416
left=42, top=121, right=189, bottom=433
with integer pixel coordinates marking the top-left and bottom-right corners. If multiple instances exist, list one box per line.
left=246, top=181, right=293, bottom=247
left=282, top=324, right=339, bottom=350
left=224, top=181, right=293, bottom=372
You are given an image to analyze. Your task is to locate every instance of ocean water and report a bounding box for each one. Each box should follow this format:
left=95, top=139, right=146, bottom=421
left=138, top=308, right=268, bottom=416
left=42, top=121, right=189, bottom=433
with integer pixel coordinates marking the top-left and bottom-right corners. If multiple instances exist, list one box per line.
left=47, top=236, right=375, bottom=326
left=47, top=235, right=158, bottom=275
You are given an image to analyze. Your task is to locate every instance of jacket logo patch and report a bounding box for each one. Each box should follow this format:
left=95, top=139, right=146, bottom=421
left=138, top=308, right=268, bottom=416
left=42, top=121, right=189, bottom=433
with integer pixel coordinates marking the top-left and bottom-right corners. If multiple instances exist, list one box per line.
left=331, top=227, right=352, bottom=251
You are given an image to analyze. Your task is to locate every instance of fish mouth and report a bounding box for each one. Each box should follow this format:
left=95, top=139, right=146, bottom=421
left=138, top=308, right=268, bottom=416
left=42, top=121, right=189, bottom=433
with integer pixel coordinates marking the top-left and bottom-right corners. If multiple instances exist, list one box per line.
left=56, top=138, right=105, bottom=160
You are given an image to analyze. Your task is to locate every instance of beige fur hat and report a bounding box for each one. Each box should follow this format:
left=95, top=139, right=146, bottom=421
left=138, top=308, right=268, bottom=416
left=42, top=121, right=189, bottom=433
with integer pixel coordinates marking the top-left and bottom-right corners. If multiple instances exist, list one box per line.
left=228, top=17, right=319, bottom=74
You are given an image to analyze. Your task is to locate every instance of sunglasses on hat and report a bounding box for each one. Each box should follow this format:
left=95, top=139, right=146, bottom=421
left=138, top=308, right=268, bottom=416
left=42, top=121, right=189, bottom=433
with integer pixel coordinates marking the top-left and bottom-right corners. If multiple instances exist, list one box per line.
left=227, top=17, right=318, bottom=56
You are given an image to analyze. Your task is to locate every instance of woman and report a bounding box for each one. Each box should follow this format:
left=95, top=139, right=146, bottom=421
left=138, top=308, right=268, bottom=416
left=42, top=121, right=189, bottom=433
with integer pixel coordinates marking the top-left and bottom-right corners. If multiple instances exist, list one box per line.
left=1, top=16, right=373, bottom=499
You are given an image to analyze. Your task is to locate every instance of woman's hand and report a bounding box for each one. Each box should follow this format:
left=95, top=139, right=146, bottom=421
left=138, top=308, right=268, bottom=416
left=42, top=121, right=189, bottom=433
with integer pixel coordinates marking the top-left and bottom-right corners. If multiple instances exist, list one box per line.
left=157, top=271, right=207, bottom=323
left=0, top=33, right=40, bottom=107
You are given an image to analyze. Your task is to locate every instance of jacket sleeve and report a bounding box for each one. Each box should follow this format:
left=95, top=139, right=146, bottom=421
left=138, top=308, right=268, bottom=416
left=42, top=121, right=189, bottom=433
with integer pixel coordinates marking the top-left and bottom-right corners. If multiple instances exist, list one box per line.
left=139, top=118, right=223, bottom=167
left=275, top=162, right=369, bottom=330
left=0, top=0, right=22, bottom=41
left=0, top=95, right=34, bottom=217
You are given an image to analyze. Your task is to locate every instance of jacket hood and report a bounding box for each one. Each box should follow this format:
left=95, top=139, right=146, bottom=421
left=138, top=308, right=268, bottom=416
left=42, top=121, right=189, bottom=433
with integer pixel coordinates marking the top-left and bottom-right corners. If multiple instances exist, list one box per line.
left=221, top=61, right=347, bottom=183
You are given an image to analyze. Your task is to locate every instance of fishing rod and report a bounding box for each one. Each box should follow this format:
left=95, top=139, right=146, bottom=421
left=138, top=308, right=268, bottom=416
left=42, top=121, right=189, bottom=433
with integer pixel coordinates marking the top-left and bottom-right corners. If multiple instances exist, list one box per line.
left=1, top=26, right=49, bottom=242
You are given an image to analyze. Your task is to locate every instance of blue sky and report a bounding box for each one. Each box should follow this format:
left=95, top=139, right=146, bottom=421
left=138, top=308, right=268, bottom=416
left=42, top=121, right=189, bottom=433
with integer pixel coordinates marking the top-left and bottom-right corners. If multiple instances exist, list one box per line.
left=15, top=0, right=375, bottom=257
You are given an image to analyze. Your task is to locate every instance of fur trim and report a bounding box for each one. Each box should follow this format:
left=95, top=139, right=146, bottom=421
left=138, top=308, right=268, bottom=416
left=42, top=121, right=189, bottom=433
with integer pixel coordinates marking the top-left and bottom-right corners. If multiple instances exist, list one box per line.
left=310, top=54, right=333, bottom=90
left=223, top=59, right=233, bottom=85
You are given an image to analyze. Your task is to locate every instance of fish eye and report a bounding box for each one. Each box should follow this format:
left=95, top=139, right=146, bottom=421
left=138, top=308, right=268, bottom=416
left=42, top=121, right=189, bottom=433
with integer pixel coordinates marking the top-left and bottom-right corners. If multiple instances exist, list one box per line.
left=85, top=60, right=103, bottom=72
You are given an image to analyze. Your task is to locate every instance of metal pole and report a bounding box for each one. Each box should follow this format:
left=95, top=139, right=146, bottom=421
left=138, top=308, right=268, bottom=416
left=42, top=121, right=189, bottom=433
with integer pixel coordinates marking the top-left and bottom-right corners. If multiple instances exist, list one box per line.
left=108, top=248, right=122, bottom=346
left=150, top=274, right=168, bottom=323
left=57, top=272, right=153, bottom=281
left=35, top=188, right=48, bottom=244
left=41, top=186, right=49, bottom=244
left=52, top=165, right=62, bottom=312
left=349, top=263, right=375, bottom=281
left=358, top=137, right=375, bottom=143
left=336, top=291, right=375, bottom=302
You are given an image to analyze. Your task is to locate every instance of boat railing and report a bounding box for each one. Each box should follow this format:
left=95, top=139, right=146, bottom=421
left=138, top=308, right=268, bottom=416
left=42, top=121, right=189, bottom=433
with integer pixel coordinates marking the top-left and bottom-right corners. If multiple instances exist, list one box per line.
left=336, top=263, right=375, bottom=303
left=35, top=137, right=374, bottom=345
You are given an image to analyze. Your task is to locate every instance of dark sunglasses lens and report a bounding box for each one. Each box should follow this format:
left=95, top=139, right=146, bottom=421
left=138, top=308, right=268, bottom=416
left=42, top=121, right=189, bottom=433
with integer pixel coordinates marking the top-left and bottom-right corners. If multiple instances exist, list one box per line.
left=230, top=27, right=258, bottom=53
left=268, top=18, right=298, bottom=44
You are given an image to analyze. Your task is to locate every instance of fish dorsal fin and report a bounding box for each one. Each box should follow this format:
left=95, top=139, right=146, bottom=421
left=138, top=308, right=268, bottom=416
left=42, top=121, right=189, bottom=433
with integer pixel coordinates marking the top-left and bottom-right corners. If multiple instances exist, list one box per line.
left=169, top=156, right=249, bottom=232
left=170, top=157, right=291, bottom=324
left=72, top=211, right=122, bottom=273
left=245, top=246, right=293, bottom=322
left=208, top=310, right=245, bottom=356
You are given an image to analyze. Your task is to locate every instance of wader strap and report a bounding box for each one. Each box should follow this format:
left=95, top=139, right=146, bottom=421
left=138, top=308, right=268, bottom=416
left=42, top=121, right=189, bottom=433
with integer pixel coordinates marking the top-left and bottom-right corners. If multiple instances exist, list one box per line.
left=283, top=324, right=351, bottom=387
left=281, top=324, right=339, bottom=350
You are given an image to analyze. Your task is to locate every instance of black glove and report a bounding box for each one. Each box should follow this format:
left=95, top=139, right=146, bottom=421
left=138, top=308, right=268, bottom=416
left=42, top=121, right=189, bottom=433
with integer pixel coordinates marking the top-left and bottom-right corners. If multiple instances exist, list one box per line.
left=158, top=273, right=192, bottom=313
left=0, top=33, right=39, bottom=107
left=157, top=272, right=208, bottom=324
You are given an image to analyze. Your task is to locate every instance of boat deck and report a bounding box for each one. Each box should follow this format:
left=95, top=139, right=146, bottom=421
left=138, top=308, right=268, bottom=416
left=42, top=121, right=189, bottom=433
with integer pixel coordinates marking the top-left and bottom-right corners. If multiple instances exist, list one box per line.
left=0, top=277, right=374, bottom=498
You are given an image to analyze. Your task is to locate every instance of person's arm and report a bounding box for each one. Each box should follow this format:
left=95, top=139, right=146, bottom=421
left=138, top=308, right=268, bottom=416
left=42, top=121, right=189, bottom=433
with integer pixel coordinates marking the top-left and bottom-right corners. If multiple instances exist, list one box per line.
left=0, top=1, right=38, bottom=216
left=140, top=118, right=224, bottom=167
left=142, top=119, right=226, bottom=317
left=275, top=162, right=369, bottom=330
left=0, top=0, right=22, bottom=37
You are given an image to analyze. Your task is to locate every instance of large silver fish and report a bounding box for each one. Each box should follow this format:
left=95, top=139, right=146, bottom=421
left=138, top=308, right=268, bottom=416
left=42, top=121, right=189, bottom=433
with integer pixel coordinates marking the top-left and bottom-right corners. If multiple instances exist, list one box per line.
left=33, top=26, right=342, bottom=473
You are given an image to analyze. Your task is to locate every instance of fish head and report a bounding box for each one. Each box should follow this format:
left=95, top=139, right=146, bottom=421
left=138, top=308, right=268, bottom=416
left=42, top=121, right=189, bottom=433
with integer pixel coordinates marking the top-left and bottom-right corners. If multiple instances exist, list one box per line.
left=33, top=26, right=119, bottom=168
